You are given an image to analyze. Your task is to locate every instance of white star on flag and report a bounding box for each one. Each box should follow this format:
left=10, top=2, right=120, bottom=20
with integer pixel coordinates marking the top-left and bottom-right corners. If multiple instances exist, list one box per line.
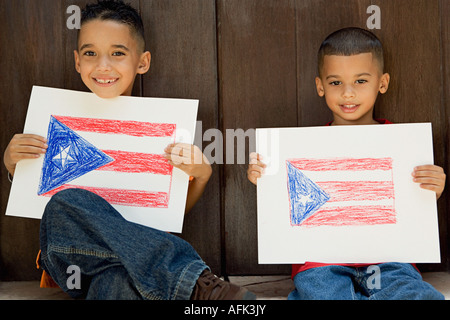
left=52, top=145, right=75, bottom=170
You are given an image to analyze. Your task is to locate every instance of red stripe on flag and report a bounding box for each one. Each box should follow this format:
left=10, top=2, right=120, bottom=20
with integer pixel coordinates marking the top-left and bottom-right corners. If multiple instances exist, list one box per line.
left=42, top=185, right=169, bottom=208
left=288, top=158, right=393, bottom=171
left=55, top=116, right=176, bottom=137
left=300, top=205, right=396, bottom=227
left=99, top=150, right=173, bottom=175
left=316, top=181, right=394, bottom=202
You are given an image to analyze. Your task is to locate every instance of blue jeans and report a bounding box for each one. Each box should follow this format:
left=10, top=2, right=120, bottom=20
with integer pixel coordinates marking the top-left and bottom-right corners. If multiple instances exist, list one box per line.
left=288, top=263, right=444, bottom=300
left=39, top=188, right=208, bottom=300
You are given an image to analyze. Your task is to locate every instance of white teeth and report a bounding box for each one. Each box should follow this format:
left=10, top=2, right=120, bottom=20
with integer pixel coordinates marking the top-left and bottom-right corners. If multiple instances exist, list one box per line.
left=96, top=79, right=116, bottom=84
left=342, top=105, right=356, bottom=108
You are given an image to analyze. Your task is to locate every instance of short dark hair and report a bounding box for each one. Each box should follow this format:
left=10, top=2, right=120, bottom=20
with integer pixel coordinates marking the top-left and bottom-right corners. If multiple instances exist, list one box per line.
left=318, top=27, right=384, bottom=76
left=79, top=0, right=145, bottom=51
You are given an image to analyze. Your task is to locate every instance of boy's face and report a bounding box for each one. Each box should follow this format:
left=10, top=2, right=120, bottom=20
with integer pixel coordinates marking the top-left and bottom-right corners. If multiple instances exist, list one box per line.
left=315, top=53, right=390, bottom=125
left=74, top=19, right=151, bottom=99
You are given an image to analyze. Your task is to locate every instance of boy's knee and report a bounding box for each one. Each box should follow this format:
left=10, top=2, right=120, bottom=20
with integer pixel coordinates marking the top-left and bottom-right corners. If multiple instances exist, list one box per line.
left=44, top=188, right=105, bottom=214
left=42, top=188, right=98, bottom=224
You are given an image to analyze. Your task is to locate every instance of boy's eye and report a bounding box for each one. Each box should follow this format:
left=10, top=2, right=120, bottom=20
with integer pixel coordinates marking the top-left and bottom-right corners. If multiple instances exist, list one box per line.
left=112, top=51, right=126, bottom=56
left=329, top=81, right=341, bottom=86
left=83, top=51, right=96, bottom=57
left=356, top=79, right=368, bottom=84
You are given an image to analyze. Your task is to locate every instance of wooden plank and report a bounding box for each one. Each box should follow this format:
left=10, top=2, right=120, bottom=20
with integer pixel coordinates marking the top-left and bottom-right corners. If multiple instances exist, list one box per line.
left=440, top=0, right=450, bottom=272
left=371, top=0, right=445, bottom=271
left=140, top=0, right=222, bottom=274
left=0, top=0, right=66, bottom=280
left=218, top=0, right=297, bottom=275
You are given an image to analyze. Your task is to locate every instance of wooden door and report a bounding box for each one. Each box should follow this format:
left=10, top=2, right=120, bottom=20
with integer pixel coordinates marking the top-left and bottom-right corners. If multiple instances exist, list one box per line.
left=1, top=0, right=449, bottom=280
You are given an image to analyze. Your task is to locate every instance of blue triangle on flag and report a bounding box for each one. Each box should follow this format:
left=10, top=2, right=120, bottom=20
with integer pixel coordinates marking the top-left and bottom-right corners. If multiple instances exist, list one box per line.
left=286, top=161, right=330, bottom=225
left=38, top=116, right=114, bottom=195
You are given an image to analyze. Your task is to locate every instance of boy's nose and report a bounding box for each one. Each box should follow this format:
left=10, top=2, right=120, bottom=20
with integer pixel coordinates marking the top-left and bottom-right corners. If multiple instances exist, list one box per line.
left=342, top=85, right=356, bottom=99
left=96, top=56, right=112, bottom=71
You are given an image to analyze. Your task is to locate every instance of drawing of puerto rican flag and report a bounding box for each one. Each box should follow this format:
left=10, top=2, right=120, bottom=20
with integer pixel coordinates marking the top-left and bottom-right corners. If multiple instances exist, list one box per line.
left=38, top=115, right=176, bottom=208
left=286, top=158, right=396, bottom=227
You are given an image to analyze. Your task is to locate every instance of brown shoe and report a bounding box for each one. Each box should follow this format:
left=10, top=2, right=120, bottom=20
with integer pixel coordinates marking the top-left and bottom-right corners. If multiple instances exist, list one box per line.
left=191, top=270, right=256, bottom=300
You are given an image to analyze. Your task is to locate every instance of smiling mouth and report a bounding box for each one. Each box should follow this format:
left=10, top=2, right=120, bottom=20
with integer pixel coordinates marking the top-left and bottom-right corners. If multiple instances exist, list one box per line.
left=339, top=104, right=360, bottom=113
left=94, top=78, right=119, bottom=85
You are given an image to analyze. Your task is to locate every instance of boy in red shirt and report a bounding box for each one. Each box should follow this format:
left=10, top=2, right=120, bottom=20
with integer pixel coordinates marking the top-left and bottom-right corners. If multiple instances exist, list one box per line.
left=248, top=27, right=446, bottom=300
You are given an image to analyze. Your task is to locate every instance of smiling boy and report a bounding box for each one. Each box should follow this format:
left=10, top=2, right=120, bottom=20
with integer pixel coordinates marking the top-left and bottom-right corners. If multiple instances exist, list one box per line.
left=74, top=18, right=150, bottom=99
left=248, top=27, right=445, bottom=300
left=4, top=0, right=254, bottom=300
left=316, top=52, right=389, bottom=126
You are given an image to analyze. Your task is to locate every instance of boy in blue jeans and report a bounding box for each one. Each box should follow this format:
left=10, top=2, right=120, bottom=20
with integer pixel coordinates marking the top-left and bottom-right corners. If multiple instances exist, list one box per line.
left=247, top=27, right=446, bottom=300
left=4, top=0, right=254, bottom=300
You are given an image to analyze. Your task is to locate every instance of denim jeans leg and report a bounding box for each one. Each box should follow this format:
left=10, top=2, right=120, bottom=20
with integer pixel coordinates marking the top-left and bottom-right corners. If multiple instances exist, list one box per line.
left=85, top=266, right=142, bottom=299
left=39, top=188, right=208, bottom=300
left=363, top=263, right=445, bottom=300
left=288, top=265, right=359, bottom=300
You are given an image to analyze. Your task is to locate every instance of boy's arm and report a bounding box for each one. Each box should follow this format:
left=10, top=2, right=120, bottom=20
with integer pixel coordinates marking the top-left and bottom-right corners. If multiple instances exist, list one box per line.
left=164, top=143, right=212, bottom=213
left=4, top=134, right=48, bottom=177
left=247, top=152, right=267, bottom=185
left=412, top=165, right=446, bottom=200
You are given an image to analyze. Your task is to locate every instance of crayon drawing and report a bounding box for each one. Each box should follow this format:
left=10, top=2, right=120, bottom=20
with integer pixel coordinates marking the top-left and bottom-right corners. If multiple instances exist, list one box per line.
left=286, top=157, right=396, bottom=227
left=39, top=115, right=176, bottom=208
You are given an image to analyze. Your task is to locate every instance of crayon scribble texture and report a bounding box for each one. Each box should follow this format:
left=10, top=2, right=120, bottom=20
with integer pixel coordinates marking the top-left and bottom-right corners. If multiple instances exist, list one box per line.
left=286, top=158, right=396, bottom=227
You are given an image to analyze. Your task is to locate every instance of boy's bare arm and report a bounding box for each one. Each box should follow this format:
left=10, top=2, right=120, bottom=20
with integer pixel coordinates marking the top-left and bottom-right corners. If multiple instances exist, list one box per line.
left=3, top=134, right=48, bottom=176
left=412, top=165, right=446, bottom=200
left=164, top=143, right=212, bottom=213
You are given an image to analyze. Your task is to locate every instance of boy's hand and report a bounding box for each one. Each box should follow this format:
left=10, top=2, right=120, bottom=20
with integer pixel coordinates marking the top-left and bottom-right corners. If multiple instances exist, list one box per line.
left=247, top=152, right=267, bottom=185
left=412, top=165, right=446, bottom=200
left=164, top=143, right=212, bottom=213
left=164, top=143, right=212, bottom=183
left=4, top=134, right=48, bottom=177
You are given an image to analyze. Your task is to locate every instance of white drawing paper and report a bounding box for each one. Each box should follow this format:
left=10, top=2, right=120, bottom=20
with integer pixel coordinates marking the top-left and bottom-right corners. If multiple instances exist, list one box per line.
left=6, top=86, right=199, bottom=233
left=256, top=123, right=440, bottom=264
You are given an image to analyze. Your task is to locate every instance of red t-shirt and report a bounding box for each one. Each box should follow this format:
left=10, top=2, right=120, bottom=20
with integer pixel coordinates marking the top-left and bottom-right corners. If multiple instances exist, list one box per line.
left=291, top=118, right=406, bottom=278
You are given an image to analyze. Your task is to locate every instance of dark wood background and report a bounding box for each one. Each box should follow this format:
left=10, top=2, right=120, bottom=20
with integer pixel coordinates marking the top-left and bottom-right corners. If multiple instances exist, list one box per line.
left=0, top=0, right=449, bottom=281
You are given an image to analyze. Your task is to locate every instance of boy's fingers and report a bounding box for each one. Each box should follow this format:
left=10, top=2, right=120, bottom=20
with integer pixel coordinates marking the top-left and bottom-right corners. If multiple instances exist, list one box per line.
left=15, top=133, right=47, bottom=140
left=13, top=145, right=47, bottom=154
left=413, top=171, right=446, bottom=184
left=414, top=165, right=444, bottom=172
left=249, top=163, right=264, bottom=173
left=414, top=177, right=441, bottom=187
left=413, top=166, right=445, bottom=177
left=165, top=154, right=184, bottom=165
left=13, top=134, right=47, bottom=145
left=15, top=153, right=42, bottom=160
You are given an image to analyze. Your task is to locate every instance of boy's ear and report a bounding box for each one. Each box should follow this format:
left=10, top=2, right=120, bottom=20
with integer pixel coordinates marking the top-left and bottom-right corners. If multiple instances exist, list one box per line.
left=74, top=50, right=81, bottom=74
left=137, top=51, right=151, bottom=75
left=315, top=77, right=325, bottom=97
left=379, top=73, right=390, bottom=94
